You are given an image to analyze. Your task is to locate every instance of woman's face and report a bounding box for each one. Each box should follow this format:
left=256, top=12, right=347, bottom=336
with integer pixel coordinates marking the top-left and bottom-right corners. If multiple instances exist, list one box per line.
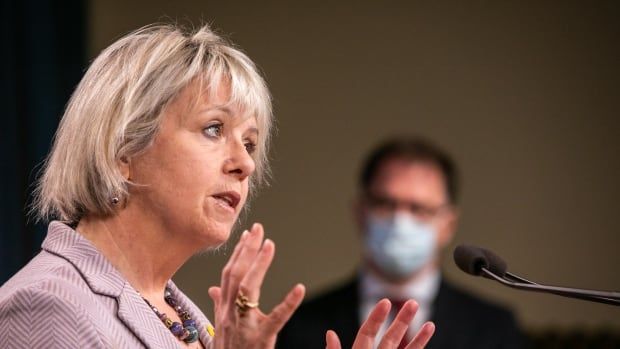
left=127, top=81, right=258, bottom=248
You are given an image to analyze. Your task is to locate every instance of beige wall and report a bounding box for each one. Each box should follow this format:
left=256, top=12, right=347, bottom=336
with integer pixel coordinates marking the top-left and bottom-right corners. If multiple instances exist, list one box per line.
left=90, top=0, right=620, bottom=330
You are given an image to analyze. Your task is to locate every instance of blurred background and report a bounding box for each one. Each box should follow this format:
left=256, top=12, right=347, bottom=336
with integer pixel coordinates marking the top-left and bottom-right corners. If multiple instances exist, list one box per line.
left=3, top=0, right=619, bottom=347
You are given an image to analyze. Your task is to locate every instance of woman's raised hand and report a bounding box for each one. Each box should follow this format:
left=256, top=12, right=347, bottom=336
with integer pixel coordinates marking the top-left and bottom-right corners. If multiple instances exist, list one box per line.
left=209, top=222, right=434, bottom=349
left=326, top=299, right=435, bottom=349
left=208, top=223, right=305, bottom=349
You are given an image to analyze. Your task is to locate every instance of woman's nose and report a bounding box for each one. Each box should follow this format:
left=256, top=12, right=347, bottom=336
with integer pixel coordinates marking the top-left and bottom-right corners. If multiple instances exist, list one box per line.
left=223, top=140, right=256, bottom=179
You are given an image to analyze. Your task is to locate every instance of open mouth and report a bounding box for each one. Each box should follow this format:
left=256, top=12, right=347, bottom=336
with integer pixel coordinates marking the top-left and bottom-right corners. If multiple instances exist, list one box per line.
left=212, top=191, right=241, bottom=210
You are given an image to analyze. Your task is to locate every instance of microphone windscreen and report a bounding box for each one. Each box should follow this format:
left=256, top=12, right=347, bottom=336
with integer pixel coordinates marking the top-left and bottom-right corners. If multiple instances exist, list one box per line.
left=453, top=244, right=489, bottom=276
left=480, top=247, right=507, bottom=277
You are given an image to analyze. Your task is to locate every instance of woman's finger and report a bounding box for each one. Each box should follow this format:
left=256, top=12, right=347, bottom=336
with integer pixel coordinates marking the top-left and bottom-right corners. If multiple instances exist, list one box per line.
left=404, top=322, right=435, bottom=349
left=223, top=224, right=264, bottom=303
left=352, top=298, right=391, bottom=349
left=208, top=286, right=222, bottom=314
left=237, top=238, right=275, bottom=302
left=378, top=300, right=418, bottom=349
left=220, top=230, right=248, bottom=300
left=325, top=330, right=342, bottom=349
left=263, top=283, right=305, bottom=334
left=232, top=223, right=264, bottom=277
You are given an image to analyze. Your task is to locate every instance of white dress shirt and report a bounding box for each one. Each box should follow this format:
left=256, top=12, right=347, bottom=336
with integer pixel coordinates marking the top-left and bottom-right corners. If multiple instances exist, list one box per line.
left=359, top=268, right=440, bottom=348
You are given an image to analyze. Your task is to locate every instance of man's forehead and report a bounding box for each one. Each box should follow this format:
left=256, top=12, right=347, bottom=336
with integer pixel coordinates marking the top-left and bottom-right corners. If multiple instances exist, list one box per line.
left=371, top=159, right=448, bottom=199
left=376, top=158, right=443, bottom=180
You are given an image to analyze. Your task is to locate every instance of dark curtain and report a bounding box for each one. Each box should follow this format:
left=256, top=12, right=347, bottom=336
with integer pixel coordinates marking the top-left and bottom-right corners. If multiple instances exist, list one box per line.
left=1, top=0, right=86, bottom=284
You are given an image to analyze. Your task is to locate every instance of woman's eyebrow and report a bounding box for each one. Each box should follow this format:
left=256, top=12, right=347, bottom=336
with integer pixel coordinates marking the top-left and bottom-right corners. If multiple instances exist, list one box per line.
left=199, top=105, right=233, bottom=115
left=246, top=127, right=259, bottom=137
left=197, top=106, right=258, bottom=135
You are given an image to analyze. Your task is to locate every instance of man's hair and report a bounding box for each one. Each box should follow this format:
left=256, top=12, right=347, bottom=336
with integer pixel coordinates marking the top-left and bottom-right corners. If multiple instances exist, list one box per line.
left=359, top=137, right=459, bottom=204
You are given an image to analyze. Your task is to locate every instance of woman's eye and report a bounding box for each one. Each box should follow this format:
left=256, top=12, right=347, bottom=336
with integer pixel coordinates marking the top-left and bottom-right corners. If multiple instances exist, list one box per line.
left=244, top=141, right=257, bottom=154
left=203, top=123, right=223, bottom=138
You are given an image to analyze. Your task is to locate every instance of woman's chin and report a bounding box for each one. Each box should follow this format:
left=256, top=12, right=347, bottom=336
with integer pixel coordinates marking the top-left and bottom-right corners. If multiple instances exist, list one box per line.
left=192, top=230, right=232, bottom=255
left=197, top=222, right=233, bottom=248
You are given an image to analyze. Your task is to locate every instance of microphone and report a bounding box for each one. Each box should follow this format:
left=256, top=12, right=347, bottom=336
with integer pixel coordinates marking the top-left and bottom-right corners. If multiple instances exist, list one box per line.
left=453, top=244, right=620, bottom=306
left=453, top=244, right=506, bottom=277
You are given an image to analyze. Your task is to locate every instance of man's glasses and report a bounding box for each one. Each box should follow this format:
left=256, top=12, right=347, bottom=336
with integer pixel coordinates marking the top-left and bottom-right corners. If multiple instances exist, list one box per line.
left=364, top=192, right=450, bottom=222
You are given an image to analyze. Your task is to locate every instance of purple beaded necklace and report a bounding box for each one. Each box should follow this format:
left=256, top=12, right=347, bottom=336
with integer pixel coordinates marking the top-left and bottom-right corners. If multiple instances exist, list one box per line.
left=142, top=288, right=200, bottom=343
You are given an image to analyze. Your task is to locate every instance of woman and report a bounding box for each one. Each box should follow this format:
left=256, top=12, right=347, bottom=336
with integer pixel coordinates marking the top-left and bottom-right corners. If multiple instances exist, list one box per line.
left=0, top=24, right=434, bottom=348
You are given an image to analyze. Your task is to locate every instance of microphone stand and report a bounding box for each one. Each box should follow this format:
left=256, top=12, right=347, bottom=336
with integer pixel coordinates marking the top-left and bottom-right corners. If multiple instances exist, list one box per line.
left=480, top=268, right=620, bottom=306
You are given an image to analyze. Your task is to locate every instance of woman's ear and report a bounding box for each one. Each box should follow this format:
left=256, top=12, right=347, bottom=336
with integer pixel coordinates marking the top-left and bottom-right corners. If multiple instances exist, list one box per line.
left=118, top=156, right=131, bottom=181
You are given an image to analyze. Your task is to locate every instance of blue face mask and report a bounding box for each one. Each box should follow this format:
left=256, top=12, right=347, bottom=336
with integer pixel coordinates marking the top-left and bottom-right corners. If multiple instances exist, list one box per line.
left=364, top=212, right=437, bottom=280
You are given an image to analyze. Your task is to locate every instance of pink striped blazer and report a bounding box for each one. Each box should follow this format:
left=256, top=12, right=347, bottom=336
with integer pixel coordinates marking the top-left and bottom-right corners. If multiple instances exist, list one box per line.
left=0, top=221, right=215, bottom=348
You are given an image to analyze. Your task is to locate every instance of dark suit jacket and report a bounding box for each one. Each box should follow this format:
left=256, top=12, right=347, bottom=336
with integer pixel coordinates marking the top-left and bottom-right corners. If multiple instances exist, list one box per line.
left=277, top=276, right=527, bottom=349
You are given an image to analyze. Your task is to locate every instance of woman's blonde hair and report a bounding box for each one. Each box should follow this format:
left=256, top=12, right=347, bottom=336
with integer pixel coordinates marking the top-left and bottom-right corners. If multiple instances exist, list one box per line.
left=33, top=23, right=273, bottom=223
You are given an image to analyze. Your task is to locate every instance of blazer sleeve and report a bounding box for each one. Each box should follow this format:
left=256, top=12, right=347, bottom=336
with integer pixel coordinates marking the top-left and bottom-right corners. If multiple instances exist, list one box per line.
left=0, top=284, right=108, bottom=348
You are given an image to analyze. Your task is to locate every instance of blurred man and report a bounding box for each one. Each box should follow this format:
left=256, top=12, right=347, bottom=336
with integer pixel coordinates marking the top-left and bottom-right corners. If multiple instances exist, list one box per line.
left=277, top=137, right=526, bottom=349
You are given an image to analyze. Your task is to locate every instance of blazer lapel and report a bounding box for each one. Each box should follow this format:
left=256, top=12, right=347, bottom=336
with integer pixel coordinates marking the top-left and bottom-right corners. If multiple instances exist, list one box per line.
left=330, top=277, right=361, bottom=348
left=427, top=280, right=463, bottom=349
left=43, top=222, right=181, bottom=349
left=116, top=284, right=181, bottom=349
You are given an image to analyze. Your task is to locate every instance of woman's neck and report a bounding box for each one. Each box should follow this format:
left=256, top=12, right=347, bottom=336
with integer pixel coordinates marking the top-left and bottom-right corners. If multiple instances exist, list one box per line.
left=76, top=210, right=192, bottom=300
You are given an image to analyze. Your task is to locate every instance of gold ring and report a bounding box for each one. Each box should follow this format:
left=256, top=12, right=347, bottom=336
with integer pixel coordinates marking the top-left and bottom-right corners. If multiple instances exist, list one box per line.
left=235, top=291, right=259, bottom=315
